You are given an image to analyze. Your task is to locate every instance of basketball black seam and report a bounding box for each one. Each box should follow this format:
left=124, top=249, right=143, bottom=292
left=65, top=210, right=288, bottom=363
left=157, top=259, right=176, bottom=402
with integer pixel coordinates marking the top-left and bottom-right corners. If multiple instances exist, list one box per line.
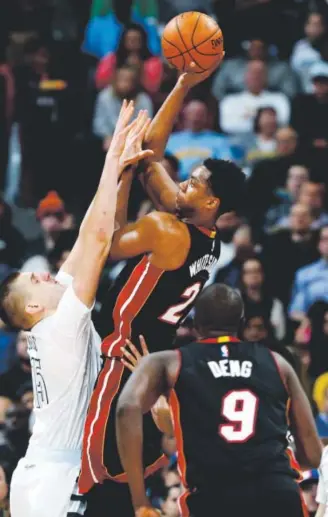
left=175, top=16, right=206, bottom=72
left=191, top=12, right=202, bottom=49
left=163, top=28, right=222, bottom=59
left=162, top=35, right=186, bottom=71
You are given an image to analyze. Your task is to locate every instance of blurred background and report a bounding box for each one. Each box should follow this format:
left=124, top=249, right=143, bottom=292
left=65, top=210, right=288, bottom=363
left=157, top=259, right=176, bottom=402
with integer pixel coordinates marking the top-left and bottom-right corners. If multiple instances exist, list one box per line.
left=1, top=1, right=328, bottom=515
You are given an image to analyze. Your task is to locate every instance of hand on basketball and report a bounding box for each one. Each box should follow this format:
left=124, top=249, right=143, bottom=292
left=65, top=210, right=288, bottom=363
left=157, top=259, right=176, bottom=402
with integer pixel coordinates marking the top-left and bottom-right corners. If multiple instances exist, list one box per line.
left=178, top=58, right=224, bottom=89
left=121, top=335, right=149, bottom=372
left=135, top=506, right=162, bottom=517
left=119, top=110, right=154, bottom=170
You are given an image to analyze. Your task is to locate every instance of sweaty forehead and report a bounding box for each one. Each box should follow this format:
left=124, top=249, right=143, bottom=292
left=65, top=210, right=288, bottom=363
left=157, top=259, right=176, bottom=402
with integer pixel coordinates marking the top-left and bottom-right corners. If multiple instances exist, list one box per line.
left=191, top=166, right=211, bottom=184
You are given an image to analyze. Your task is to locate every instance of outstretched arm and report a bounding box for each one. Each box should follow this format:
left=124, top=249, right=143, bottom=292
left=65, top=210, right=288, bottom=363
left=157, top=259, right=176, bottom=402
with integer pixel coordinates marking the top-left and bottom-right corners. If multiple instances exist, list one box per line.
left=116, top=351, right=180, bottom=511
left=140, top=62, right=222, bottom=212
left=276, top=353, right=322, bottom=469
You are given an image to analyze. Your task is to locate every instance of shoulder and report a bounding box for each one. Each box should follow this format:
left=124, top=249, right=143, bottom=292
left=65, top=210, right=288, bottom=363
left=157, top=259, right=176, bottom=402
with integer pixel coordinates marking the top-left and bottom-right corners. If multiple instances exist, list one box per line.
left=144, top=211, right=188, bottom=236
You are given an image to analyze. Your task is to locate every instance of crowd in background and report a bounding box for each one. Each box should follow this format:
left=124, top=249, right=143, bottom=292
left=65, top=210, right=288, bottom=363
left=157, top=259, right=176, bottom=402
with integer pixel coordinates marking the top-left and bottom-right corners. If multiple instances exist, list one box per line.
left=1, top=0, right=328, bottom=515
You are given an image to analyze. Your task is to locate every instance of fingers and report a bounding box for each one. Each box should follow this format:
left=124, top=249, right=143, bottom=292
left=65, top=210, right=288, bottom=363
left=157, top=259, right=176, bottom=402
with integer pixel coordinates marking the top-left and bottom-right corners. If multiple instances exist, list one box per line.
left=125, top=339, right=141, bottom=360
left=120, top=346, right=138, bottom=368
left=123, top=150, right=154, bottom=167
left=117, top=99, right=135, bottom=130
left=139, top=335, right=149, bottom=356
left=121, top=358, right=133, bottom=373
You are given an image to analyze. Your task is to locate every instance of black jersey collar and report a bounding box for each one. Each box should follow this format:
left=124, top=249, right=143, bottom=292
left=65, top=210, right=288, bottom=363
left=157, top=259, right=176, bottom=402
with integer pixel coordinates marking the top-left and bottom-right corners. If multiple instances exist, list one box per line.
left=196, top=225, right=217, bottom=238
left=199, top=336, right=240, bottom=344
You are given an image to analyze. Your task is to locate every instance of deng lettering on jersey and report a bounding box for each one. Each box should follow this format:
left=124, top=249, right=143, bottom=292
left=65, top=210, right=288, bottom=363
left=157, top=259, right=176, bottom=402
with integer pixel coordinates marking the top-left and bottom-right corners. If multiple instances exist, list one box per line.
left=208, top=360, right=253, bottom=379
left=27, top=335, right=49, bottom=409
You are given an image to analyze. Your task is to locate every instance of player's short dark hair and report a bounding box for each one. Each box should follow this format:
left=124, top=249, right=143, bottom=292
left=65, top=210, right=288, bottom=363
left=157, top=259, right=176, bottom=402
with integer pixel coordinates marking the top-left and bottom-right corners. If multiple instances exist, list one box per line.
left=0, top=272, right=20, bottom=328
left=194, top=284, right=244, bottom=333
left=203, top=159, right=246, bottom=215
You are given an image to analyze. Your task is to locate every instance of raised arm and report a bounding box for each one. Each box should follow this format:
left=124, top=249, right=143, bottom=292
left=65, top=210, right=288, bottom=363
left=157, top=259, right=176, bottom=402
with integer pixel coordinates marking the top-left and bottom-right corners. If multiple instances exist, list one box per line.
left=60, top=106, right=153, bottom=281
left=116, top=351, right=180, bottom=512
left=60, top=103, right=153, bottom=307
left=276, top=353, right=322, bottom=469
left=140, top=62, right=223, bottom=213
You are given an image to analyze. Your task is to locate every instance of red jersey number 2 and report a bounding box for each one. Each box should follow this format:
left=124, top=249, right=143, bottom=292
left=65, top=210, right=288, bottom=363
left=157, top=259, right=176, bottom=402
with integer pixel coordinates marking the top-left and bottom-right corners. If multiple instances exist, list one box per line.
left=159, top=282, right=202, bottom=325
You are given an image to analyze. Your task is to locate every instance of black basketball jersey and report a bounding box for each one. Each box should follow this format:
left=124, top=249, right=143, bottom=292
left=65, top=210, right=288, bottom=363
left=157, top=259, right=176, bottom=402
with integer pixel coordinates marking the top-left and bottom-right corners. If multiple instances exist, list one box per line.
left=99, top=224, right=221, bottom=356
left=170, top=337, right=297, bottom=491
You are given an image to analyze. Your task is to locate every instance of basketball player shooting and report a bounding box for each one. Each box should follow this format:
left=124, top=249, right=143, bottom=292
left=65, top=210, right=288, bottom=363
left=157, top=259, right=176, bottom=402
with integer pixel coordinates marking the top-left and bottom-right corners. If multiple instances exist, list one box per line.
left=116, top=284, right=322, bottom=517
left=78, top=58, right=246, bottom=516
left=0, top=102, right=153, bottom=517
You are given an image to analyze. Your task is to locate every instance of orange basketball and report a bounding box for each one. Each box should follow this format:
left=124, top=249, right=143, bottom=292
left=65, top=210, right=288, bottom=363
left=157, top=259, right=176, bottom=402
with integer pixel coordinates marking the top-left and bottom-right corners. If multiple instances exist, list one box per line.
left=162, top=11, right=224, bottom=73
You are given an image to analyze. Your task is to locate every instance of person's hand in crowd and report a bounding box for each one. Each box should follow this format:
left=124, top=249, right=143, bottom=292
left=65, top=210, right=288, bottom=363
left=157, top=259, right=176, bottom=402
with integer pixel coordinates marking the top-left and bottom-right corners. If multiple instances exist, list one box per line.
left=313, top=138, right=328, bottom=149
left=178, top=59, right=224, bottom=90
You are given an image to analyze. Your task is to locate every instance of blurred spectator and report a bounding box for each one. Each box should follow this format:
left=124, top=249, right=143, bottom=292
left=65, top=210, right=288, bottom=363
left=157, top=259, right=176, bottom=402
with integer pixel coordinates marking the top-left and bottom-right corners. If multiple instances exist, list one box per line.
left=166, top=100, right=233, bottom=181
left=262, top=203, right=319, bottom=306
left=240, top=106, right=278, bottom=174
left=212, top=38, right=298, bottom=99
left=291, top=62, right=328, bottom=150
left=241, top=313, right=273, bottom=343
left=158, top=0, right=213, bottom=24
left=300, top=471, right=319, bottom=517
left=0, top=332, right=31, bottom=424
left=160, top=486, right=180, bottom=517
left=289, top=225, right=328, bottom=320
left=239, top=258, right=285, bottom=340
left=0, top=461, right=13, bottom=517
left=16, top=38, right=79, bottom=204
left=278, top=182, right=328, bottom=231
left=0, top=197, right=26, bottom=274
left=306, top=301, right=328, bottom=380
left=220, top=60, right=290, bottom=134
left=246, top=127, right=304, bottom=235
left=0, top=47, right=14, bottom=193
left=17, top=381, right=33, bottom=413
left=95, top=23, right=163, bottom=94
left=215, top=224, right=256, bottom=287
left=22, top=191, right=73, bottom=273
left=48, top=229, right=78, bottom=274
left=291, top=11, right=327, bottom=93
left=1, top=403, right=30, bottom=463
left=83, top=0, right=161, bottom=59
left=264, top=165, right=310, bottom=231
left=93, top=64, right=153, bottom=150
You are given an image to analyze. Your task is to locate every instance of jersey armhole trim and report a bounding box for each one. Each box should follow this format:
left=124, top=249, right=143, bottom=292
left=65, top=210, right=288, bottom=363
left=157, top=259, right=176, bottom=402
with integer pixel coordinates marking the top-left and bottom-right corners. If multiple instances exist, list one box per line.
left=268, top=349, right=289, bottom=396
left=171, top=349, right=182, bottom=389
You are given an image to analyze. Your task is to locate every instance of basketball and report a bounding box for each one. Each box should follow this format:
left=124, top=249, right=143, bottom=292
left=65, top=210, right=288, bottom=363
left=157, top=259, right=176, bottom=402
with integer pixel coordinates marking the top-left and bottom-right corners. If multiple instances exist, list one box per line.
left=161, top=11, right=224, bottom=73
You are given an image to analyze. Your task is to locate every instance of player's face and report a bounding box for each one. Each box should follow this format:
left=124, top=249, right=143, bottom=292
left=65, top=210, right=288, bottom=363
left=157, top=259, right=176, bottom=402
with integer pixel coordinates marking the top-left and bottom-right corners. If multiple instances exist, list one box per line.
left=14, top=272, right=66, bottom=321
left=176, top=166, right=218, bottom=220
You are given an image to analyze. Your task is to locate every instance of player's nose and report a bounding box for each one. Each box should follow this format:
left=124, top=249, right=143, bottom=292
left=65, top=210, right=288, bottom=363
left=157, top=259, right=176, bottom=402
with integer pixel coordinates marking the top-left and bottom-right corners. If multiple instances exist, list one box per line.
left=39, top=272, right=51, bottom=282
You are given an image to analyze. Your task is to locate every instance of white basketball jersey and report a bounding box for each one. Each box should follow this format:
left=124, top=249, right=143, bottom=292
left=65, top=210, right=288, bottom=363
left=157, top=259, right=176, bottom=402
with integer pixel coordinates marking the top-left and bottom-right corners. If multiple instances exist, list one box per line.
left=317, top=446, right=328, bottom=516
left=25, top=272, right=101, bottom=455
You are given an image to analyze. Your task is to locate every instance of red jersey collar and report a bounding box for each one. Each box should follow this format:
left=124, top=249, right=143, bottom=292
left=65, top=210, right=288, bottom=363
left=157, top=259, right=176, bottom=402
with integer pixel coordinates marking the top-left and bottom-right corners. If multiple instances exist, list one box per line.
left=199, top=336, right=240, bottom=344
left=196, top=225, right=217, bottom=238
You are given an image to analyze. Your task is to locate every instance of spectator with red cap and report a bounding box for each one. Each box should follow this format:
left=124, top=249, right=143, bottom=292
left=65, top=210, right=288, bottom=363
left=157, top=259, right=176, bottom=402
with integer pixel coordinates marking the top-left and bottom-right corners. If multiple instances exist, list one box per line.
left=22, top=191, right=74, bottom=273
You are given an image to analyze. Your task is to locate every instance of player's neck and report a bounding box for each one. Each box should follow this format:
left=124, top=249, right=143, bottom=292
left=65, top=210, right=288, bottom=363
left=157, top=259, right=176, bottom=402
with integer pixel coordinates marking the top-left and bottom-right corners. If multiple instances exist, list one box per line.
left=187, top=215, right=216, bottom=229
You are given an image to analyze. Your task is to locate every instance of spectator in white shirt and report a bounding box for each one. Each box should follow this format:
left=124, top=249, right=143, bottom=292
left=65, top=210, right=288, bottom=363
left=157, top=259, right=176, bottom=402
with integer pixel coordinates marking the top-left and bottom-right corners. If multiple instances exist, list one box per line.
left=220, top=60, right=290, bottom=135
left=291, top=12, right=327, bottom=93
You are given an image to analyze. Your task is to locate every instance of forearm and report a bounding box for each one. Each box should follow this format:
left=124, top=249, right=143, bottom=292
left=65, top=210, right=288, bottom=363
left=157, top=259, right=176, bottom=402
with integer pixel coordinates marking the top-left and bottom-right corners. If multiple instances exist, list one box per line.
left=144, top=76, right=189, bottom=159
left=79, top=154, right=120, bottom=242
left=115, top=168, right=134, bottom=230
left=141, top=161, right=178, bottom=213
left=116, top=403, right=149, bottom=509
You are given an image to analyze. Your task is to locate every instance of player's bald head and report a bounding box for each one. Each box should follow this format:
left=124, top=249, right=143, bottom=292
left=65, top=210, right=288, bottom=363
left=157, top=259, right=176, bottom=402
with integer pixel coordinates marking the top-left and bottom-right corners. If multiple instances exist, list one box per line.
left=194, top=284, right=244, bottom=335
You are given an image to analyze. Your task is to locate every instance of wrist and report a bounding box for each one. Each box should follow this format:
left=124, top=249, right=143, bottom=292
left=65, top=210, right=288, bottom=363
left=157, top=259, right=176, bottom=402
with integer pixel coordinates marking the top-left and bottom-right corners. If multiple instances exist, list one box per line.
left=177, top=75, right=190, bottom=92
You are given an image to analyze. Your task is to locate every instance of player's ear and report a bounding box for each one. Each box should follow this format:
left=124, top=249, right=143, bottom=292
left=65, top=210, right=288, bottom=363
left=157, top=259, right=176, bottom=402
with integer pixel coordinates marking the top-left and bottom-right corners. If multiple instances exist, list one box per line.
left=25, top=302, right=44, bottom=316
left=206, top=196, right=220, bottom=212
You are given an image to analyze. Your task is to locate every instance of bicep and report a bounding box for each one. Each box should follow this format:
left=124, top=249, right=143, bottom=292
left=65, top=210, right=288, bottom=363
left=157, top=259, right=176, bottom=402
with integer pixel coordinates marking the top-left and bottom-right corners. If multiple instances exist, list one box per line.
left=109, top=218, right=154, bottom=260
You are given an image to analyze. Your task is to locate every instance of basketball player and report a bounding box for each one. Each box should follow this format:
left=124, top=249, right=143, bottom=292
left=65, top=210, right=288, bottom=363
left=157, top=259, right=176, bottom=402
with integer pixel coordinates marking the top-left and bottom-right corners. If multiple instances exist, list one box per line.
left=78, top=64, right=246, bottom=516
left=0, top=102, right=153, bottom=517
left=116, top=283, right=322, bottom=517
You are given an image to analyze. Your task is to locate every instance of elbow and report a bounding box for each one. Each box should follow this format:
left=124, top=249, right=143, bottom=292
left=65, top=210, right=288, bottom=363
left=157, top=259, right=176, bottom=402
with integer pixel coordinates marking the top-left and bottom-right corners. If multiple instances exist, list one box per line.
left=116, top=399, right=142, bottom=421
